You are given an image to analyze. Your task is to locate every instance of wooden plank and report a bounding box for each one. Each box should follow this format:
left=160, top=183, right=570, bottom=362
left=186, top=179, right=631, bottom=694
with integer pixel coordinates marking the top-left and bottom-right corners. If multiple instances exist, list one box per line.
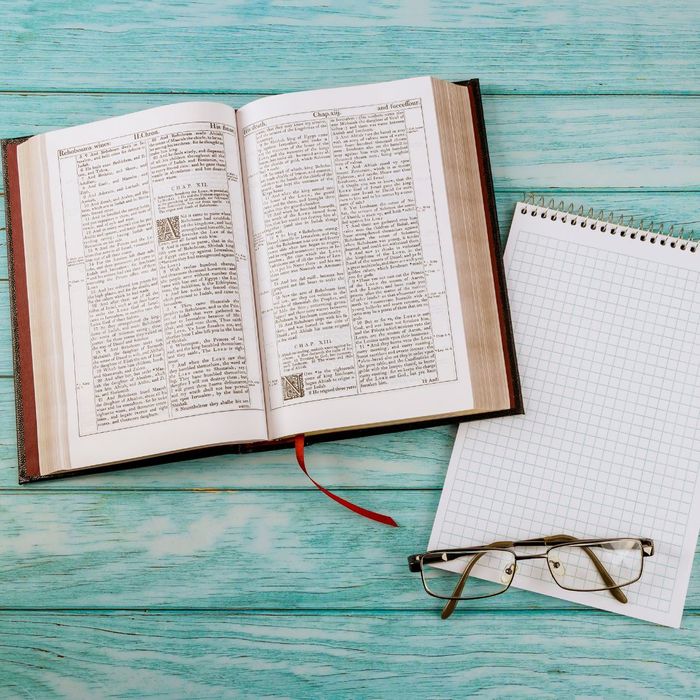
left=0, top=93, right=698, bottom=277
left=0, top=611, right=698, bottom=698
left=499, top=191, right=700, bottom=234
left=1, top=192, right=697, bottom=488
left=1, top=94, right=700, bottom=188
left=0, top=489, right=697, bottom=610
left=1, top=93, right=697, bottom=277
left=1, top=1, right=699, bottom=93
left=1, top=189, right=699, bottom=284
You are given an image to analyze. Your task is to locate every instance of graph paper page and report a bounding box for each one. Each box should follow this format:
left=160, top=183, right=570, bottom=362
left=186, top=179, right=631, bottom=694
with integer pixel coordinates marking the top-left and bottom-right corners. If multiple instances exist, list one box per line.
left=430, top=204, right=700, bottom=627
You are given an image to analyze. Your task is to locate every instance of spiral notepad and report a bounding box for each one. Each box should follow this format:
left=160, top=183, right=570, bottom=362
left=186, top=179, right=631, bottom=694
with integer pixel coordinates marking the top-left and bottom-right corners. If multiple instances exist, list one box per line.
left=430, top=199, right=700, bottom=627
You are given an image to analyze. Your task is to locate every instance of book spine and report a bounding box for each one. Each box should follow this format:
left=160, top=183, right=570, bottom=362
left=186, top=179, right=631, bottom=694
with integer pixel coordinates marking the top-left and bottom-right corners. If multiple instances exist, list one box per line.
left=2, top=137, right=42, bottom=483
left=465, top=79, right=523, bottom=414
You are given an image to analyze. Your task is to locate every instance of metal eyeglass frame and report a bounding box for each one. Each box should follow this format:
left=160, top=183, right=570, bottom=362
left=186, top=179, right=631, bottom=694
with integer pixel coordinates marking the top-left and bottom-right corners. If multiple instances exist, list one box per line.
left=408, top=534, right=655, bottom=619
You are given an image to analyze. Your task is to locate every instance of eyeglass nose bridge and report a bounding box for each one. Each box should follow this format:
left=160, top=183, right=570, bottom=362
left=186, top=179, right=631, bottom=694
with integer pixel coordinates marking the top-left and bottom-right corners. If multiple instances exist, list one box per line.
left=513, top=552, right=549, bottom=562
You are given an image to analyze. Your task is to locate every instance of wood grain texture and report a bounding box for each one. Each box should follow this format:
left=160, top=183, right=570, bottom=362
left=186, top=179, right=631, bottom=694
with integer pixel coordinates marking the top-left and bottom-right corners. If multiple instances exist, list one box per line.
left=1, top=1, right=699, bottom=696
left=1, top=612, right=698, bottom=699
left=1, top=94, right=699, bottom=188
left=0, top=489, right=698, bottom=611
left=1, top=1, right=699, bottom=93
left=2, top=190, right=700, bottom=286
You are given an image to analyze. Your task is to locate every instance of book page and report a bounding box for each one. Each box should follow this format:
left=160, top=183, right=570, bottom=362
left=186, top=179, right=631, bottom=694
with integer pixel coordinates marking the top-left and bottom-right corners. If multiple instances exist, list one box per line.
left=238, top=77, right=473, bottom=438
left=23, top=102, right=266, bottom=473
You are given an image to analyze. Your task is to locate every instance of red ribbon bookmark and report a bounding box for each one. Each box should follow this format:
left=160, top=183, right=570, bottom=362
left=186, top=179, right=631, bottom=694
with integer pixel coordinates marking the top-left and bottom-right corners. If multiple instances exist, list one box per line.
left=294, top=434, right=398, bottom=527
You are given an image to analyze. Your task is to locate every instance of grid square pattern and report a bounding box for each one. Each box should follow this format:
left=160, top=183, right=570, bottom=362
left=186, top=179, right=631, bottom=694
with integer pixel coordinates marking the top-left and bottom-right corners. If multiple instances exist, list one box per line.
left=434, top=229, right=700, bottom=615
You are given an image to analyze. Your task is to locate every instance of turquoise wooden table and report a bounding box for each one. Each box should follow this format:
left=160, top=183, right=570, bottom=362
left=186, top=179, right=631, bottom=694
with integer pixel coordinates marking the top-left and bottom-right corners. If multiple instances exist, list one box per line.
left=1, top=2, right=699, bottom=697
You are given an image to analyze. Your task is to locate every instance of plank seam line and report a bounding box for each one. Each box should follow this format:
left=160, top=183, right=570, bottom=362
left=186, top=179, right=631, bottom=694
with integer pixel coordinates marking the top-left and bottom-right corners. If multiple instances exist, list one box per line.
left=0, top=487, right=446, bottom=493
left=3, top=189, right=700, bottom=203
left=0, top=607, right=696, bottom=615
left=4, top=188, right=700, bottom=204
left=2, top=90, right=700, bottom=98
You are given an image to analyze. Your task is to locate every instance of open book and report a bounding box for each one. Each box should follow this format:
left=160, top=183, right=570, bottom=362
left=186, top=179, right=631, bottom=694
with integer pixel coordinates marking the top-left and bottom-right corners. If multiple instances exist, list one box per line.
left=3, top=77, right=521, bottom=482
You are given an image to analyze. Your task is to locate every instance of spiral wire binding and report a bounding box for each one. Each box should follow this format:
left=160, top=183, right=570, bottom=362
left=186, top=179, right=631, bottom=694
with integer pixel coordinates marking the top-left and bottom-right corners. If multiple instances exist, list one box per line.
left=520, top=194, right=697, bottom=253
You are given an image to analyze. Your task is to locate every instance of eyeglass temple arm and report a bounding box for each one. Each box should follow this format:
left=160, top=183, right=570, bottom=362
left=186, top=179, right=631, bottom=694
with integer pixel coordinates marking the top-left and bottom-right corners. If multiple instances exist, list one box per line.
left=440, top=540, right=512, bottom=620
left=538, top=534, right=628, bottom=604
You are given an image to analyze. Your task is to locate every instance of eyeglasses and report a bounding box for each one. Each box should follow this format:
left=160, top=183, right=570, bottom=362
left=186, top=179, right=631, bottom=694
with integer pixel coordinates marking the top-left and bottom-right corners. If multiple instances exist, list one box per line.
left=408, top=534, right=654, bottom=619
